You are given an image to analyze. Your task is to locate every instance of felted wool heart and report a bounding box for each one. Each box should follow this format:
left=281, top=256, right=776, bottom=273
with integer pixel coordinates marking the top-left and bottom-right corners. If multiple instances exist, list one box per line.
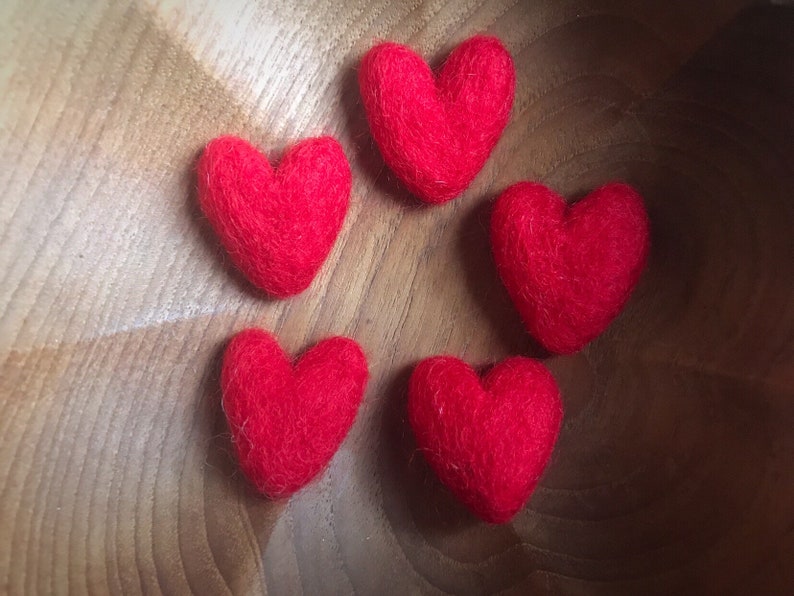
left=491, top=182, right=650, bottom=354
left=197, top=135, right=351, bottom=298
left=359, top=35, right=515, bottom=204
left=408, top=356, right=563, bottom=524
left=221, top=328, right=369, bottom=498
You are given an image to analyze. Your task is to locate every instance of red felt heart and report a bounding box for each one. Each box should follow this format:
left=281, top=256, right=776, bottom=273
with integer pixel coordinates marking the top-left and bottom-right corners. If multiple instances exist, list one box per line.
left=221, top=328, right=368, bottom=498
left=197, top=135, right=351, bottom=298
left=409, top=356, right=563, bottom=524
left=359, top=35, right=515, bottom=204
left=491, top=182, right=650, bottom=354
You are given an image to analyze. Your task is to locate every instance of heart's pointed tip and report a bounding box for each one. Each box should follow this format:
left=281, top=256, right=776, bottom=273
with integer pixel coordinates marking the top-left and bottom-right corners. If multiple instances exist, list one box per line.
left=255, top=273, right=313, bottom=299
left=476, top=508, right=519, bottom=525
left=259, top=486, right=296, bottom=501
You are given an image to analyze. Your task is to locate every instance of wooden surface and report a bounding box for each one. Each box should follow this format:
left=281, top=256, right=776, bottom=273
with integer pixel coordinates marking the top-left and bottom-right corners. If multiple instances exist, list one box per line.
left=2, top=1, right=793, bottom=594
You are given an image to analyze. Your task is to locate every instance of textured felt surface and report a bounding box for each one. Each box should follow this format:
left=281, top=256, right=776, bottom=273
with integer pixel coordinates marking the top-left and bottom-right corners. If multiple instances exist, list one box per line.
left=221, top=328, right=369, bottom=498
left=491, top=182, right=650, bottom=354
left=408, top=355, right=563, bottom=523
left=359, top=35, right=515, bottom=204
left=197, top=135, right=351, bottom=297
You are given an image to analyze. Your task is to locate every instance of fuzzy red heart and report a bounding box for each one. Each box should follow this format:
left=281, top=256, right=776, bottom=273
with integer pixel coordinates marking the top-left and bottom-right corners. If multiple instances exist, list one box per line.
left=491, top=182, right=650, bottom=354
left=197, top=135, right=351, bottom=298
left=359, top=35, right=515, bottom=204
left=408, top=356, right=563, bottom=524
left=221, top=328, right=368, bottom=498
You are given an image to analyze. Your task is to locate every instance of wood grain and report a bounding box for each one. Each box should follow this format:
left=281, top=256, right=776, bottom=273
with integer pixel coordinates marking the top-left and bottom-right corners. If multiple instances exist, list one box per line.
left=2, top=1, right=793, bottom=594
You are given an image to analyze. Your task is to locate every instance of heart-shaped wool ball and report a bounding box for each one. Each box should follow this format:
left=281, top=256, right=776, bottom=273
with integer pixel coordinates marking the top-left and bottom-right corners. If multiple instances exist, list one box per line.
left=491, top=182, right=650, bottom=354
left=197, top=135, right=351, bottom=298
left=359, top=35, right=515, bottom=204
left=221, top=328, right=368, bottom=498
left=408, top=356, right=563, bottom=524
